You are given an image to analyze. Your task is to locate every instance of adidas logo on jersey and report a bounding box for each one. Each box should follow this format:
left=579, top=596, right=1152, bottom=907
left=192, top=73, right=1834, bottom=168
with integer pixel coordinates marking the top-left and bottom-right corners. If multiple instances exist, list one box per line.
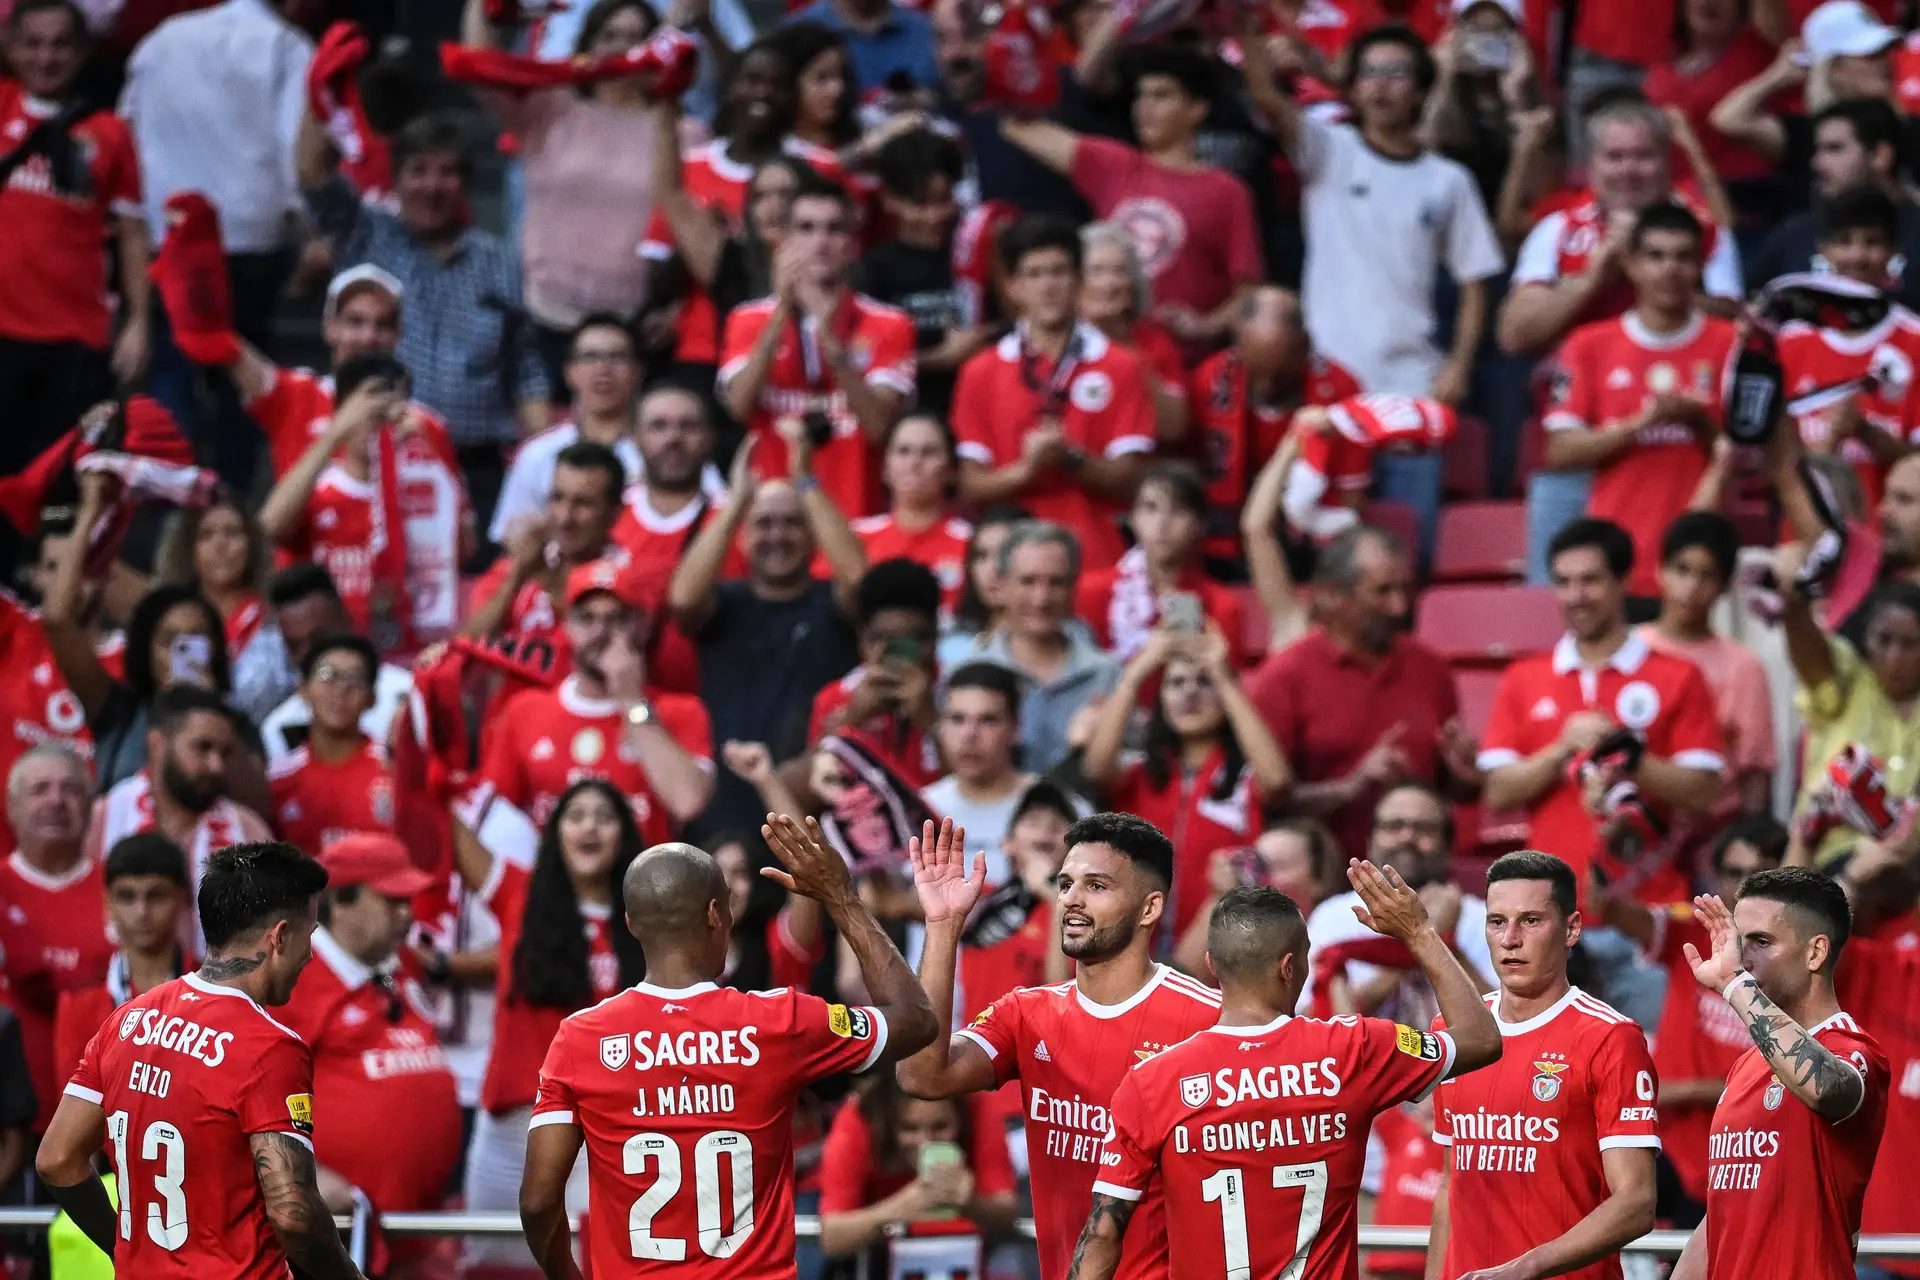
left=1034, top=1040, right=1052, bottom=1062
left=1529, top=696, right=1559, bottom=721
left=532, top=738, right=555, bottom=761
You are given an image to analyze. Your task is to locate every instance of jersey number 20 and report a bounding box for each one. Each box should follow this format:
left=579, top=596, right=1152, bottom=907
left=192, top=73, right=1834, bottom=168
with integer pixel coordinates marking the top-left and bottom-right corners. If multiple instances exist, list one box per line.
left=625, top=1130, right=755, bottom=1260
left=106, top=1110, right=189, bottom=1251
left=1199, top=1159, right=1328, bottom=1280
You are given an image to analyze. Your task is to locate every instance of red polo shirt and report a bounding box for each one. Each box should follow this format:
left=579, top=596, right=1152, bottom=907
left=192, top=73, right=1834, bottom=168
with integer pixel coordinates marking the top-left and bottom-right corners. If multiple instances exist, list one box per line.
left=1107, top=749, right=1263, bottom=941
left=1245, top=628, right=1460, bottom=859
left=1477, top=631, right=1724, bottom=903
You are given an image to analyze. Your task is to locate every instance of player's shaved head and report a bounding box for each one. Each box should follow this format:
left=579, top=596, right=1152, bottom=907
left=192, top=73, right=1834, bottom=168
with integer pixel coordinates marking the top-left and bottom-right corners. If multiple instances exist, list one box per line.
left=1207, top=885, right=1308, bottom=986
left=624, top=842, right=728, bottom=937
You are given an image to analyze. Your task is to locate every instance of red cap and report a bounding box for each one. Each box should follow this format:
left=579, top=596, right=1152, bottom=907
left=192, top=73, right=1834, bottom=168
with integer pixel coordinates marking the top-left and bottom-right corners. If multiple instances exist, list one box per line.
left=319, top=832, right=433, bottom=897
left=564, top=557, right=650, bottom=611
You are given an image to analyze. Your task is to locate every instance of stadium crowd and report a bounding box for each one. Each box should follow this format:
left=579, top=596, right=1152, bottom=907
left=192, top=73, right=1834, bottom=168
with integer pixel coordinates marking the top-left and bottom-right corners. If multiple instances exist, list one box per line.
left=0, top=0, right=1919, bottom=1273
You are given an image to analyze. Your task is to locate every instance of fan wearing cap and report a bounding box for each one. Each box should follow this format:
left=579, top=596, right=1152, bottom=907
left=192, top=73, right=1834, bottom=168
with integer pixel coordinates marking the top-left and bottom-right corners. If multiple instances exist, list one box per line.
left=267, top=631, right=397, bottom=858
left=277, top=833, right=462, bottom=1254
left=230, top=266, right=476, bottom=644
left=474, top=557, right=715, bottom=837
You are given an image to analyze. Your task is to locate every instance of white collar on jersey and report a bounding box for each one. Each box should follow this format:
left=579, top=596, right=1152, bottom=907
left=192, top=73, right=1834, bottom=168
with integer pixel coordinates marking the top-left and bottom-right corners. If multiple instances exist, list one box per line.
left=1203, top=1012, right=1292, bottom=1037
left=7, top=849, right=96, bottom=893
left=311, top=925, right=371, bottom=992
left=635, top=980, right=719, bottom=999
left=1492, top=984, right=1583, bottom=1037
left=1074, top=963, right=1172, bottom=1020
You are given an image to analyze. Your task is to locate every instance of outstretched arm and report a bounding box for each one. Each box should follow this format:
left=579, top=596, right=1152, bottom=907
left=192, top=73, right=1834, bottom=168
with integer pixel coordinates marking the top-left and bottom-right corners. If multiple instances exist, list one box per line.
left=893, top=819, right=1000, bottom=1100
left=250, top=1131, right=364, bottom=1280
left=1065, top=1192, right=1137, bottom=1280
left=1347, top=858, right=1501, bottom=1075
left=1685, top=894, right=1865, bottom=1119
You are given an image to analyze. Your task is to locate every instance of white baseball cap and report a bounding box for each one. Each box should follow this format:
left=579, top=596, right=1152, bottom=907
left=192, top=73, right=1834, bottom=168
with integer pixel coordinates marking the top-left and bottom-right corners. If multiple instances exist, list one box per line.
left=323, top=264, right=404, bottom=322
left=1452, top=0, right=1524, bottom=21
left=1799, top=0, right=1899, bottom=61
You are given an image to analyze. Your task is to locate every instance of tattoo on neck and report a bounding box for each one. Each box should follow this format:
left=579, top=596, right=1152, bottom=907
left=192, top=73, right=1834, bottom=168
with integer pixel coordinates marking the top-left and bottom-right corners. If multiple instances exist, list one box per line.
left=198, top=951, right=266, bottom=981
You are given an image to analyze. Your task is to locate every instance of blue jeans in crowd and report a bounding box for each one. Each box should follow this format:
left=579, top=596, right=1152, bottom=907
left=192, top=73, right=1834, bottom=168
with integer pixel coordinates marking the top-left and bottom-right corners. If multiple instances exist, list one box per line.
left=1527, top=469, right=1594, bottom=584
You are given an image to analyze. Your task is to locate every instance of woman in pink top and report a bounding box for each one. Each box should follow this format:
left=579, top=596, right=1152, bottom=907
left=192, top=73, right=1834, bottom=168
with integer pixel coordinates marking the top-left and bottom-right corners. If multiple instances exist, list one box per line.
left=1637, top=511, right=1777, bottom=815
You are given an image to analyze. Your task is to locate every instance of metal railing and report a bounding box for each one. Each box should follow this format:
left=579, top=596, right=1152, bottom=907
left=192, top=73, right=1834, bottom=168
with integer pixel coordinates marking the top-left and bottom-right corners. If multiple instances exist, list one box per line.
left=3, top=1209, right=1918, bottom=1257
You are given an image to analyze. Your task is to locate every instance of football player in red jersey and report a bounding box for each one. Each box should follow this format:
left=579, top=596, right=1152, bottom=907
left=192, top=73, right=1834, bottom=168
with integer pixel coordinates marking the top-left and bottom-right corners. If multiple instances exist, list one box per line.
left=518, top=813, right=939, bottom=1280
left=1066, top=862, right=1501, bottom=1280
left=1426, top=851, right=1663, bottom=1280
left=896, top=812, right=1224, bottom=1280
left=1671, top=869, right=1890, bottom=1280
left=35, top=842, right=362, bottom=1280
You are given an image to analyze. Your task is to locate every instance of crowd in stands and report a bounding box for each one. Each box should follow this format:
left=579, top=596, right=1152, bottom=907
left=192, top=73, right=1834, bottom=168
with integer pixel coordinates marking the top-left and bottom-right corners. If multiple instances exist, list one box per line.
left=5, top=0, right=1920, bottom=1273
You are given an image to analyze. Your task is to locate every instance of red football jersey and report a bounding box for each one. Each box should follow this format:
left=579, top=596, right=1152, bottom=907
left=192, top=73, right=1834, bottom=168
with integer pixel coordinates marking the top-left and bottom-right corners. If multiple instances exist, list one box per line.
left=481, top=859, right=623, bottom=1113
left=952, top=324, right=1157, bottom=571
left=1545, top=310, right=1735, bottom=595
left=1514, top=190, right=1734, bottom=325
left=1649, top=911, right=1751, bottom=1203
left=0, top=853, right=111, bottom=1131
left=637, top=138, right=850, bottom=366
left=0, top=84, right=142, bottom=347
left=1776, top=310, right=1920, bottom=512
left=1369, top=1105, right=1447, bottom=1277
left=1476, top=632, right=1724, bottom=904
left=0, top=593, right=94, bottom=854
left=717, top=293, right=917, bottom=518
left=1075, top=557, right=1248, bottom=670
left=1097, top=1013, right=1454, bottom=1280
left=267, top=738, right=396, bottom=857
left=531, top=979, right=888, bottom=1277
left=476, top=674, right=713, bottom=836
left=1106, top=751, right=1261, bottom=942
left=849, top=512, right=971, bottom=617
left=1186, top=350, right=1361, bottom=560
left=957, top=966, right=1221, bottom=1280
left=1704, top=1013, right=1888, bottom=1280
left=464, top=542, right=636, bottom=648
left=1836, top=937, right=1920, bottom=1275
left=1432, top=988, right=1661, bottom=1280
left=806, top=670, right=943, bottom=788
left=275, top=930, right=462, bottom=1217
left=66, top=972, right=316, bottom=1280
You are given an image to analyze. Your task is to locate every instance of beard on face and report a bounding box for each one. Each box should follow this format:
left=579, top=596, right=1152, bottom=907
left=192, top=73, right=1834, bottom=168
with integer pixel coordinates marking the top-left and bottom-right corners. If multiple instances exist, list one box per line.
left=1060, top=913, right=1135, bottom=962
left=1367, top=842, right=1435, bottom=890
left=160, top=753, right=224, bottom=814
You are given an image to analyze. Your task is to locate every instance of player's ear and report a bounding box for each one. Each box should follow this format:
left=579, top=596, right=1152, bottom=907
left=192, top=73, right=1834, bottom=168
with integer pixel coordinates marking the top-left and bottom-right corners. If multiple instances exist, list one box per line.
left=1138, top=884, right=1165, bottom=934
left=1564, top=909, right=1583, bottom=949
left=1204, top=952, right=1219, bottom=986
left=1806, top=931, right=1831, bottom=975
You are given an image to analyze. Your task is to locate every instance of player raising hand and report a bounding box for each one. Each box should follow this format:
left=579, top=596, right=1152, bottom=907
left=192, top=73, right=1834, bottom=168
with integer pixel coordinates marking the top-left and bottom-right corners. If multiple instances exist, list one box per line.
left=1066, top=858, right=1499, bottom=1280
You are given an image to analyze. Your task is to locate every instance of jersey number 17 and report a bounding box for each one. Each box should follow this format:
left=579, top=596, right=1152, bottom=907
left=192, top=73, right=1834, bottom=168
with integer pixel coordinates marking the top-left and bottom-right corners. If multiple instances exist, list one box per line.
left=1198, top=1159, right=1328, bottom=1280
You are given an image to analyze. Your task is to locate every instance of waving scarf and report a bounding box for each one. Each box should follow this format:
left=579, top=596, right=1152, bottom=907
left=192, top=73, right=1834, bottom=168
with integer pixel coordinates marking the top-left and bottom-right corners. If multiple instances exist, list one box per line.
left=309, top=22, right=393, bottom=202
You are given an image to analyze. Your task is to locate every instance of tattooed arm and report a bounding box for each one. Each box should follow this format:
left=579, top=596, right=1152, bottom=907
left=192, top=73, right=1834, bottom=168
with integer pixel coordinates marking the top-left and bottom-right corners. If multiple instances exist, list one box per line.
left=1684, top=895, right=1865, bottom=1120
left=1066, top=1192, right=1137, bottom=1280
left=249, top=1132, right=364, bottom=1280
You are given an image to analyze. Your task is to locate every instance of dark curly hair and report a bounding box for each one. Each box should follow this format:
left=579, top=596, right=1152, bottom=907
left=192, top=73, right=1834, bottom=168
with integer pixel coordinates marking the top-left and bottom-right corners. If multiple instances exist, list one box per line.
left=511, top=779, right=650, bottom=1009
left=1140, top=654, right=1247, bottom=803
left=125, top=584, right=231, bottom=703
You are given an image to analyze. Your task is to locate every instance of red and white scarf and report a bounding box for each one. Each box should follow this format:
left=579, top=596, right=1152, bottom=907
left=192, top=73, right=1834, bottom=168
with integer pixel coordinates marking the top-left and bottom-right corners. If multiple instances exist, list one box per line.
left=1106, top=547, right=1161, bottom=661
left=99, top=771, right=250, bottom=927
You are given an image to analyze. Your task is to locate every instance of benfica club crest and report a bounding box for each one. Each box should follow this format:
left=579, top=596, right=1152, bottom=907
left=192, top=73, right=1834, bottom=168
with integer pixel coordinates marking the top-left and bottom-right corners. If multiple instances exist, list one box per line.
left=1531, top=1061, right=1567, bottom=1102
left=600, top=1035, right=631, bottom=1070
left=1764, top=1080, right=1785, bottom=1110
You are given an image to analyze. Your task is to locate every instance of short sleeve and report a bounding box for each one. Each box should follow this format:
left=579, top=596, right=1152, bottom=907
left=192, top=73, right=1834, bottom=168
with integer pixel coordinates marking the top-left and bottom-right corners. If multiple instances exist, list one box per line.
left=1476, top=664, right=1530, bottom=770
left=1068, top=137, right=1139, bottom=213
left=238, top=1034, right=316, bottom=1147
left=1097, top=358, right=1158, bottom=458
left=1796, top=634, right=1864, bottom=730
left=1818, top=1025, right=1889, bottom=1125
left=1358, top=1017, right=1456, bottom=1108
left=1662, top=664, right=1726, bottom=773
left=1441, top=168, right=1505, bottom=284
left=530, top=1023, right=581, bottom=1130
left=638, top=206, right=675, bottom=261
left=1701, top=226, right=1744, bottom=299
left=816, top=1100, right=877, bottom=1213
left=950, top=356, right=999, bottom=466
left=482, top=859, right=530, bottom=924
left=1591, top=1021, right=1662, bottom=1151
left=475, top=699, right=528, bottom=808
left=1090, top=1069, right=1160, bottom=1202
left=717, top=304, right=768, bottom=387
left=1427, top=1014, right=1456, bottom=1146
left=1290, top=112, right=1339, bottom=183
left=1543, top=329, right=1595, bottom=432
left=867, top=314, right=918, bottom=397
left=100, top=121, right=141, bottom=214
left=1221, top=174, right=1264, bottom=283
left=1510, top=213, right=1565, bottom=286
left=785, top=990, right=890, bottom=1079
left=657, top=694, right=714, bottom=766
left=955, top=991, right=1024, bottom=1088
left=65, top=1018, right=106, bottom=1108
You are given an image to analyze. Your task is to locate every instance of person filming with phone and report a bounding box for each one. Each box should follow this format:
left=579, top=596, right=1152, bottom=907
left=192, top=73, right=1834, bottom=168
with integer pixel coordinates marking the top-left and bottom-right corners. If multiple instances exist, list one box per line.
left=809, top=559, right=947, bottom=789
left=1079, top=619, right=1291, bottom=946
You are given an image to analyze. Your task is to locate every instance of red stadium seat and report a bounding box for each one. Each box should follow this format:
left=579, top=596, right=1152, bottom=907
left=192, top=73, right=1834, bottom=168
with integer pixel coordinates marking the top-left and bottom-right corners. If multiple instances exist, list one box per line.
left=1416, top=584, right=1561, bottom=666
left=1362, top=499, right=1422, bottom=562
left=1442, top=414, right=1489, bottom=500
left=1515, top=416, right=1547, bottom=485
left=1453, top=666, right=1504, bottom=739
left=1433, top=501, right=1527, bottom=583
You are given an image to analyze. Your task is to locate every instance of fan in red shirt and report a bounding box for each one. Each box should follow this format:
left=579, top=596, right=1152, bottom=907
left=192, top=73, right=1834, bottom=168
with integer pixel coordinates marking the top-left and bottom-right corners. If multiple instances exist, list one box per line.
left=808, top=559, right=945, bottom=787
left=278, top=835, right=461, bottom=1254
left=520, top=813, right=941, bottom=1279
left=267, top=633, right=395, bottom=857
left=51, top=832, right=191, bottom=1091
left=1370, top=1098, right=1449, bottom=1278
left=0, top=589, right=93, bottom=855
left=1081, top=629, right=1290, bottom=941
left=1478, top=519, right=1724, bottom=905
left=1776, top=187, right=1920, bottom=510
left=720, top=171, right=916, bottom=519
left=0, top=2, right=149, bottom=455
left=953, top=216, right=1156, bottom=571
left=1671, top=871, right=1890, bottom=1280
left=1072, top=865, right=1501, bottom=1280
left=1186, top=286, right=1362, bottom=562
left=1077, top=463, right=1248, bottom=668
left=956, top=782, right=1077, bottom=1024
left=474, top=557, right=715, bottom=835
left=1543, top=204, right=1736, bottom=599
left=35, top=842, right=362, bottom=1280
left=895, top=813, right=1224, bottom=1280
left=705, top=784, right=825, bottom=992
left=849, top=414, right=974, bottom=619
left=1428, top=852, right=1663, bottom=1280
left=0, top=743, right=111, bottom=1132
